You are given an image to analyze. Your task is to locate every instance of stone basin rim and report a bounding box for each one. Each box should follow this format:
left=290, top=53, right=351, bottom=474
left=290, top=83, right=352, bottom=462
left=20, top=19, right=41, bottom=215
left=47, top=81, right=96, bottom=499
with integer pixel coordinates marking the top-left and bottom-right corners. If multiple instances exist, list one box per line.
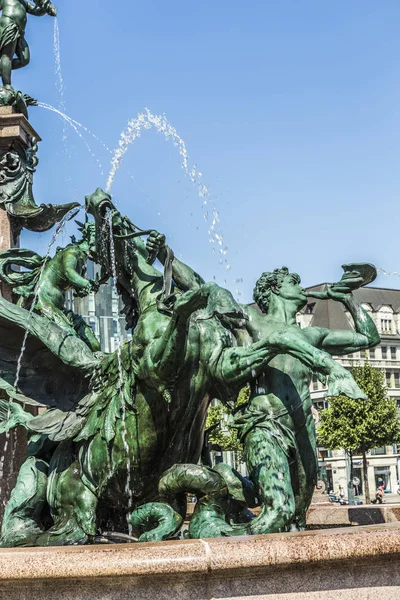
left=0, top=523, right=399, bottom=582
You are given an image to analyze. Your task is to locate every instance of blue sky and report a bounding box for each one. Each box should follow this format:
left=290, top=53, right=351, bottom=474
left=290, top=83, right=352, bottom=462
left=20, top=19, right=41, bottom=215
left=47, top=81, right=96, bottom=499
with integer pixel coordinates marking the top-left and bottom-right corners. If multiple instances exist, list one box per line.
left=19, top=0, right=400, bottom=301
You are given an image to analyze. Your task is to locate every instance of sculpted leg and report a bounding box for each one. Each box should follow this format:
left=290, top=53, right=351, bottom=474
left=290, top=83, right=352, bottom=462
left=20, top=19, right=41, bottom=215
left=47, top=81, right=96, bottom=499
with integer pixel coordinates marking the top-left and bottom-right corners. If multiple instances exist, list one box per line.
left=293, top=418, right=318, bottom=529
left=0, top=41, right=16, bottom=86
left=0, top=457, right=48, bottom=548
left=32, top=442, right=98, bottom=546
left=37, top=299, right=77, bottom=333
left=12, top=36, right=30, bottom=70
left=242, top=428, right=295, bottom=534
left=67, top=310, right=101, bottom=352
left=37, top=459, right=97, bottom=546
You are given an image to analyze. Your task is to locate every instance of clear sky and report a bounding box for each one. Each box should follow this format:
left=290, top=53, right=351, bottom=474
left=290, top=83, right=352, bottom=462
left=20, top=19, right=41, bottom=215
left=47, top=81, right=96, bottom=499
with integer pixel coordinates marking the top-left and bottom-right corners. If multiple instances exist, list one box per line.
left=19, top=0, right=400, bottom=302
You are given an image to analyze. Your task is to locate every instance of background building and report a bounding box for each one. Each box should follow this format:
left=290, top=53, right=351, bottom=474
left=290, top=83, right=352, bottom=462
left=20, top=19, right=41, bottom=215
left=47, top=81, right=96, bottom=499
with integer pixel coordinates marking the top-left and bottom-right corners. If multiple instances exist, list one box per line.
left=297, top=284, right=400, bottom=497
left=66, top=263, right=131, bottom=353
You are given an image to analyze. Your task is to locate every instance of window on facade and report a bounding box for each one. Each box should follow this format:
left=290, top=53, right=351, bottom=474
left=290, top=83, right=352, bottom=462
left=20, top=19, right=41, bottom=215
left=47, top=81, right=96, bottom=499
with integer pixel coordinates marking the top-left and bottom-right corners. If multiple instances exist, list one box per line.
left=306, top=303, right=315, bottom=315
left=386, top=371, right=392, bottom=387
left=315, top=400, right=328, bottom=411
left=395, top=372, right=400, bottom=389
left=374, top=466, right=392, bottom=492
left=382, top=346, right=387, bottom=359
left=369, top=348, right=375, bottom=359
left=360, top=350, right=366, bottom=359
left=113, top=320, right=119, bottom=336
left=391, top=346, right=398, bottom=360
left=393, top=371, right=400, bottom=388
left=381, top=319, right=393, bottom=334
left=312, top=375, right=318, bottom=391
left=371, top=447, right=386, bottom=455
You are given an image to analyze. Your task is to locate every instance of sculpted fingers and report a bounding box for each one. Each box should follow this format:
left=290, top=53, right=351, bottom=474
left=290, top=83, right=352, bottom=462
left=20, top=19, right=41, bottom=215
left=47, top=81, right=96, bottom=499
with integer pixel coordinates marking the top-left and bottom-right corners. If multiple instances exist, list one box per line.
left=146, top=231, right=166, bottom=259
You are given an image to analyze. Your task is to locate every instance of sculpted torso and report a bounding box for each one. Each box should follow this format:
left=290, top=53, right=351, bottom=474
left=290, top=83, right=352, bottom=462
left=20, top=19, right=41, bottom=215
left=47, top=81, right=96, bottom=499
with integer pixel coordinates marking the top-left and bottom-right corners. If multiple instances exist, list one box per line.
left=0, top=0, right=28, bottom=29
left=244, top=306, right=314, bottom=430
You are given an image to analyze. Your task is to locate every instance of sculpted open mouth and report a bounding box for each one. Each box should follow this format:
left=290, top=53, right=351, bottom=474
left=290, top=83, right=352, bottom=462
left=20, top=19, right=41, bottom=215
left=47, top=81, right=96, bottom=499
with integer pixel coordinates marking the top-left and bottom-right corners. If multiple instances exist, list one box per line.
left=85, top=188, right=113, bottom=218
left=98, top=198, right=113, bottom=218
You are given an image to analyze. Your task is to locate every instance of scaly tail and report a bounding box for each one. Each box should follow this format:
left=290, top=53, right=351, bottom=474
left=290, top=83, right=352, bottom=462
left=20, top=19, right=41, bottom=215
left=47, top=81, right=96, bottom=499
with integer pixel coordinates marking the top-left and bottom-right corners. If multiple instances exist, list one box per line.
left=0, top=248, right=44, bottom=300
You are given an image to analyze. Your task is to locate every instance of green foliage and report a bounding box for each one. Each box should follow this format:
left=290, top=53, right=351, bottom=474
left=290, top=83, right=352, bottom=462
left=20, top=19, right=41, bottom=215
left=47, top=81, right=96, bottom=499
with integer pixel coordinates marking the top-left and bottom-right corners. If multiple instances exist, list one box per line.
left=318, top=363, right=400, bottom=452
left=205, top=387, right=250, bottom=453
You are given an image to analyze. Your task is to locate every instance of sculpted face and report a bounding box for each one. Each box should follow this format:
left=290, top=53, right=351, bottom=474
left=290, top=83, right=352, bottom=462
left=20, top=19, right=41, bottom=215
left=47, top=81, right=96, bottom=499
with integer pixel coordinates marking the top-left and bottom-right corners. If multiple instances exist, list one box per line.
left=84, top=223, right=97, bottom=257
left=277, top=273, right=307, bottom=309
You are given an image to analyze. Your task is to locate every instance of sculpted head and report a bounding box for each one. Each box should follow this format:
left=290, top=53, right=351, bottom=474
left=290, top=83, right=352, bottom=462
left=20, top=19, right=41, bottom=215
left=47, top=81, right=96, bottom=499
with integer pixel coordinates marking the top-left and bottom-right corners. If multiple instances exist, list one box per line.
left=85, top=188, right=114, bottom=221
left=253, top=267, right=307, bottom=313
left=70, top=221, right=96, bottom=257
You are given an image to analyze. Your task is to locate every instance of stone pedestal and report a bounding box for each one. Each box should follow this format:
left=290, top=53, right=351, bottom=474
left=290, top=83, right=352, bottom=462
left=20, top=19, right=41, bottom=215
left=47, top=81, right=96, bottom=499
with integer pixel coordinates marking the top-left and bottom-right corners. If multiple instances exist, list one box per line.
left=0, top=105, right=42, bottom=149
left=0, top=106, right=41, bottom=521
left=0, top=523, right=399, bottom=599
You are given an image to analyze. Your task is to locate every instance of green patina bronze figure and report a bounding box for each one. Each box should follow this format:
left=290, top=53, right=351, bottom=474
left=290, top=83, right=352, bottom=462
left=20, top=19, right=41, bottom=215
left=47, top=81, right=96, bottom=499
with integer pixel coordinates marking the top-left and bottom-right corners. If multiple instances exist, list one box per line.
left=0, top=189, right=380, bottom=546
left=0, top=0, right=56, bottom=88
left=0, top=139, right=81, bottom=232
left=0, top=0, right=382, bottom=548
left=132, top=236, right=380, bottom=539
left=0, top=221, right=101, bottom=351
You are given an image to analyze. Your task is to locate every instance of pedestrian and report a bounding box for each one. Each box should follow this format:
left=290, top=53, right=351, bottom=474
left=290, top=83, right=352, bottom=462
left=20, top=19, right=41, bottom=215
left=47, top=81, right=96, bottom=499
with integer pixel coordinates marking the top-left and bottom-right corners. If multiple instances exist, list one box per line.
left=372, top=485, right=384, bottom=504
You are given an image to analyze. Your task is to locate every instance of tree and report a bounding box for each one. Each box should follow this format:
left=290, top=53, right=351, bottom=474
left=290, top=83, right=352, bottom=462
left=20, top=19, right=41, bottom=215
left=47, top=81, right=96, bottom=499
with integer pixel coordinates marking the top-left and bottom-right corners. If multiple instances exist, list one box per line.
left=205, top=387, right=250, bottom=461
left=318, top=362, right=400, bottom=503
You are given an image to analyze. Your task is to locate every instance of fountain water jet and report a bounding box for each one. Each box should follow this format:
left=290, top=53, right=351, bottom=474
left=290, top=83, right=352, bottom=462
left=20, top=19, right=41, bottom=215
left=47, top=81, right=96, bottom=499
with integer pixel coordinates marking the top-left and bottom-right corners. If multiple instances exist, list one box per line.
left=53, top=19, right=67, bottom=139
left=106, top=208, right=133, bottom=536
left=37, top=105, right=240, bottom=290
left=38, top=103, right=106, bottom=176
left=106, top=109, right=231, bottom=273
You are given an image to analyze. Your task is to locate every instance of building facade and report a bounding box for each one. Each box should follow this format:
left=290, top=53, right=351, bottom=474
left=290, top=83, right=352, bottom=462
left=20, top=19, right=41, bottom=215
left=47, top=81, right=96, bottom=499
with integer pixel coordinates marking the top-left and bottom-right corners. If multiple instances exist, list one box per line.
left=297, top=284, right=400, bottom=497
left=65, top=263, right=131, bottom=353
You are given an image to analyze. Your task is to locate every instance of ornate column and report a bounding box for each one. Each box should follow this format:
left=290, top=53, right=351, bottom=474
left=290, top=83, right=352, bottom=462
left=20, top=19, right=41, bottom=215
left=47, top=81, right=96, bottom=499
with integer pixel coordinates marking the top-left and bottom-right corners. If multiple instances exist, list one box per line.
left=0, top=106, right=42, bottom=519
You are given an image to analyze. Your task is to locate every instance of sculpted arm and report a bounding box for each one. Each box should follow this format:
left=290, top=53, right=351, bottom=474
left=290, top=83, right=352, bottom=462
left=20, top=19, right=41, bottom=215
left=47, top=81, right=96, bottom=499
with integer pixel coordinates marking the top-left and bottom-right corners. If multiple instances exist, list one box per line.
left=63, top=252, right=92, bottom=293
left=212, top=329, right=365, bottom=399
left=26, top=1, right=57, bottom=16
left=146, top=231, right=205, bottom=291
left=306, top=293, right=380, bottom=355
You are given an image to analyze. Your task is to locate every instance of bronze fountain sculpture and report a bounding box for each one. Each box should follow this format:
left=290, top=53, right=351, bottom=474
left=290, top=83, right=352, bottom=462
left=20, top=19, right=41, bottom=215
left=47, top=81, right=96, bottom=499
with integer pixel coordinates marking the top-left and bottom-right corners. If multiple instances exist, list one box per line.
left=0, top=3, right=380, bottom=547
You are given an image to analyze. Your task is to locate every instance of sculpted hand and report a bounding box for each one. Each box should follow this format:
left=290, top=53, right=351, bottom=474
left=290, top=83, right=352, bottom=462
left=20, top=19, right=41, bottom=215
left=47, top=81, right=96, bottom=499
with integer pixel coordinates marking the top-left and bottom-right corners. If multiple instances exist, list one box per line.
left=74, top=281, right=93, bottom=298
left=327, top=365, right=367, bottom=400
left=325, top=285, right=353, bottom=303
left=89, top=279, right=100, bottom=294
left=326, top=264, right=373, bottom=302
left=146, top=231, right=166, bottom=264
left=45, top=2, right=57, bottom=16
